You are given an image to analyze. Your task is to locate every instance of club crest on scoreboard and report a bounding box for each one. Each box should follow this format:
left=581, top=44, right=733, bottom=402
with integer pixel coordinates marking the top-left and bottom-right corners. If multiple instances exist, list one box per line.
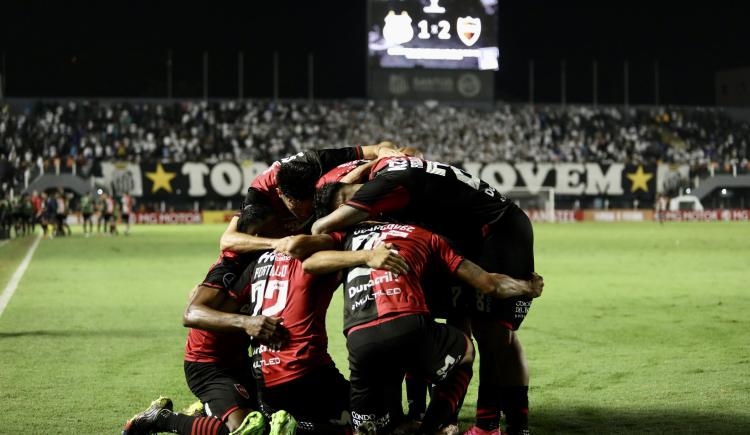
left=457, top=16, right=481, bottom=46
left=383, top=11, right=414, bottom=45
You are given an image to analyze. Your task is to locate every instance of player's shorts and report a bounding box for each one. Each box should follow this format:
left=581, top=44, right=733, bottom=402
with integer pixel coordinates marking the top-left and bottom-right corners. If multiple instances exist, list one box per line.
left=184, top=360, right=258, bottom=422
left=346, top=314, right=469, bottom=432
left=122, top=213, right=130, bottom=222
left=82, top=212, right=92, bottom=221
left=103, top=213, right=113, bottom=223
left=257, top=364, right=350, bottom=432
left=471, top=204, right=535, bottom=330
left=421, top=245, right=472, bottom=320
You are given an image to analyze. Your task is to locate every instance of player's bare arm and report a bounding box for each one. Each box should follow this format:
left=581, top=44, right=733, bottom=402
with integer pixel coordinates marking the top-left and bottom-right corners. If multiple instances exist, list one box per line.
left=311, top=205, right=369, bottom=235
left=455, top=260, right=544, bottom=299
left=339, top=160, right=379, bottom=184
left=183, top=284, right=289, bottom=345
left=303, top=242, right=410, bottom=275
left=219, top=216, right=281, bottom=253
left=271, top=234, right=339, bottom=259
left=360, top=141, right=398, bottom=159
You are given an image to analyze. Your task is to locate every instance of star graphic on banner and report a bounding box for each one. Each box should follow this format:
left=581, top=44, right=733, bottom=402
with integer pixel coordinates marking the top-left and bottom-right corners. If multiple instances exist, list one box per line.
left=626, top=165, right=653, bottom=193
left=145, top=163, right=177, bottom=193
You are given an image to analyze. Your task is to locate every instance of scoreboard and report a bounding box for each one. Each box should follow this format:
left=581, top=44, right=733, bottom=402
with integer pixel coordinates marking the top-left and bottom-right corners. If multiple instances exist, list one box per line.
left=367, top=0, right=499, bottom=71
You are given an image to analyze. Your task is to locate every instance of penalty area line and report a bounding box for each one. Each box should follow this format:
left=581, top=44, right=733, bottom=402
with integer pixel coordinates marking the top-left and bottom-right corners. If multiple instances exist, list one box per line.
left=0, top=234, right=42, bottom=318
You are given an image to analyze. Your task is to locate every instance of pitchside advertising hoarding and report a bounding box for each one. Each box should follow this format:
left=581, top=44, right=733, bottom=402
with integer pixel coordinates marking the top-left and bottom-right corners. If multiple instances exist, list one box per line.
left=367, top=0, right=498, bottom=101
left=91, top=160, right=750, bottom=223
left=101, top=160, right=661, bottom=201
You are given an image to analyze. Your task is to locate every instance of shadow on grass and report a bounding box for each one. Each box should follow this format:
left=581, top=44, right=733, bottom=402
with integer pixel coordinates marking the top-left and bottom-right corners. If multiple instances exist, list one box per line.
left=459, top=407, right=750, bottom=434
left=0, top=329, right=175, bottom=339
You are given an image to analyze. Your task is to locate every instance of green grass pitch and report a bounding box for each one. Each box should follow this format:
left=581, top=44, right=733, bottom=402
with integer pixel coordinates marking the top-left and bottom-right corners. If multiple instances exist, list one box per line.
left=0, top=222, right=749, bottom=434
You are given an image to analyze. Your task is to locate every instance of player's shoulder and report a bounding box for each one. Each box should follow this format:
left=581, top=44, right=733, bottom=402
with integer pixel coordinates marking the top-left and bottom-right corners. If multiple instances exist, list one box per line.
left=372, top=156, right=425, bottom=177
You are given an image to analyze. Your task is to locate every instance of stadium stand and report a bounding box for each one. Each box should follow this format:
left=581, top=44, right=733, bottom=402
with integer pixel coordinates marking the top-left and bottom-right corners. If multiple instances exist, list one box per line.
left=2, top=100, right=748, bottom=166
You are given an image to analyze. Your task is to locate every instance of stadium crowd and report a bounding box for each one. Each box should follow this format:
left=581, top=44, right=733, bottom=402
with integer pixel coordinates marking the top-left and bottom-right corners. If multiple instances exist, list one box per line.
left=1, top=100, right=748, bottom=174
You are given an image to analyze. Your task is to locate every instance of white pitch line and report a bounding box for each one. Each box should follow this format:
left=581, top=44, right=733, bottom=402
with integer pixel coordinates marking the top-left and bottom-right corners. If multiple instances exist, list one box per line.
left=0, top=240, right=8, bottom=248
left=0, top=234, right=42, bottom=317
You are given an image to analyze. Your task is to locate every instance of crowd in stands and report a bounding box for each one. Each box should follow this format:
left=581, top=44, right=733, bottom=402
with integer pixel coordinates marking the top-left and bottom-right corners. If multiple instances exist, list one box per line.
left=1, top=99, right=749, bottom=191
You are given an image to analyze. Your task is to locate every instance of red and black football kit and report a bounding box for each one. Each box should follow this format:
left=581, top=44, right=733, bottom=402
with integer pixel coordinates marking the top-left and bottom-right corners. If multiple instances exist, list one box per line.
left=243, top=251, right=350, bottom=433
left=243, top=147, right=364, bottom=236
left=329, top=223, right=473, bottom=433
left=345, top=156, right=535, bottom=330
left=183, top=251, right=264, bottom=423
left=316, top=159, right=369, bottom=188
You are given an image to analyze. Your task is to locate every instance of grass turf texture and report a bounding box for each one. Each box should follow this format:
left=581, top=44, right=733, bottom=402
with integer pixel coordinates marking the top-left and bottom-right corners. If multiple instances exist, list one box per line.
left=0, top=223, right=748, bottom=434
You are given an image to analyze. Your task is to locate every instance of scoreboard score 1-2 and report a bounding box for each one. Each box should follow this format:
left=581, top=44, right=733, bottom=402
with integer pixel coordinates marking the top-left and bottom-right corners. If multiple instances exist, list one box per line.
left=368, top=0, right=499, bottom=71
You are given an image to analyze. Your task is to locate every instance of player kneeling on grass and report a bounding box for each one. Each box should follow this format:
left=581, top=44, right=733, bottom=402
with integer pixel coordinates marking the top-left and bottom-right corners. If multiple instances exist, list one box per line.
left=122, top=223, right=409, bottom=435
left=313, top=156, right=541, bottom=435
left=122, top=249, right=290, bottom=435
left=241, top=217, right=418, bottom=434
left=302, top=221, right=543, bottom=435
left=245, top=243, right=378, bottom=433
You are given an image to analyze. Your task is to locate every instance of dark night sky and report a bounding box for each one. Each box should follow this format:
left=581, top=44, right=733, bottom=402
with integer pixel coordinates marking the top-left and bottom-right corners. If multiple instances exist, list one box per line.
left=1, top=1, right=749, bottom=104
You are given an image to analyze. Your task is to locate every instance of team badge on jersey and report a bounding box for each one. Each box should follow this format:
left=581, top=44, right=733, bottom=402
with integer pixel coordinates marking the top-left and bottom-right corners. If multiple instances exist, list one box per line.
left=456, top=16, right=481, bottom=46
left=234, top=383, right=250, bottom=399
left=222, top=272, right=236, bottom=289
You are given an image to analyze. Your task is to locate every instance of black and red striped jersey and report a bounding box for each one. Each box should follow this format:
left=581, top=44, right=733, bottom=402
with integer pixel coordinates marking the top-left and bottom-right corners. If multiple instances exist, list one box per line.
left=247, top=147, right=364, bottom=233
left=345, top=156, right=514, bottom=247
left=330, top=223, right=465, bottom=334
left=185, top=250, right=339, bottom=385
left=184, top=250, right=262, bottom=366
left=316, top=159, right=369, bottom=188
left=246, top=252, right=340, bottom=387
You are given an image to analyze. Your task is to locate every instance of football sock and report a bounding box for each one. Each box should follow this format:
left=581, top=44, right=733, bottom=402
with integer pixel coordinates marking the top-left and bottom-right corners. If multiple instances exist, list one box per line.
left=157, top=411, right=230, bottom=435
left=405, top=372, right=428, bottom=420
left=500, top=385, right=529, bottom=435
left=420, top=364, right=473, bottom=433
left=475, top=383, right=501, bottom=431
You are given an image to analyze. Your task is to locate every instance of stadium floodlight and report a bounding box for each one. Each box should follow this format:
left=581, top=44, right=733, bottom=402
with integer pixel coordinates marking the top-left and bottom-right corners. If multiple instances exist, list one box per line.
left=504, top=187, right=556, bottom=223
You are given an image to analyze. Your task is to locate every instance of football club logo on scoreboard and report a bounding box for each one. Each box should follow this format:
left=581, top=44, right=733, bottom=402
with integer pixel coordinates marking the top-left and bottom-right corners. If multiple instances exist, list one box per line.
left=456, top=16, right=481, bottom=46
left=383, top=11, right=414, bottom=45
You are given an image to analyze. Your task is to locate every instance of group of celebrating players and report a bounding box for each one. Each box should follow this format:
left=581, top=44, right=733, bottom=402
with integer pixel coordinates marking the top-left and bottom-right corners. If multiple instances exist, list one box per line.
left=0, top=189, right=133, bottom=239
left=122, top=142, right=544, bottom=435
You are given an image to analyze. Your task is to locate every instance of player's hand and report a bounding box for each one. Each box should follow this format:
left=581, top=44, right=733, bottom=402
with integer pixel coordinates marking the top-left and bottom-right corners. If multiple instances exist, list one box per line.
left=376, top=141, right=404, bottom=159
left=366, top=243, right=410, bottom=275
left=272, top=235, right=311, bottom=259
left=244, top=315, right=289, bottom=348
left=396, top=146, right=423, bottom=158
left=528, top=272, right=544, bottom=298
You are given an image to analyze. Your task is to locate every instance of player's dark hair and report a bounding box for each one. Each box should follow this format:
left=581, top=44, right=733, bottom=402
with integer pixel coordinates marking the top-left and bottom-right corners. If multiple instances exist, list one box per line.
left=237, top=203, right=274, bottom=234
left=276, top=161, right=318, bottom=201
left=314, top=182, right=346, bottom=220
